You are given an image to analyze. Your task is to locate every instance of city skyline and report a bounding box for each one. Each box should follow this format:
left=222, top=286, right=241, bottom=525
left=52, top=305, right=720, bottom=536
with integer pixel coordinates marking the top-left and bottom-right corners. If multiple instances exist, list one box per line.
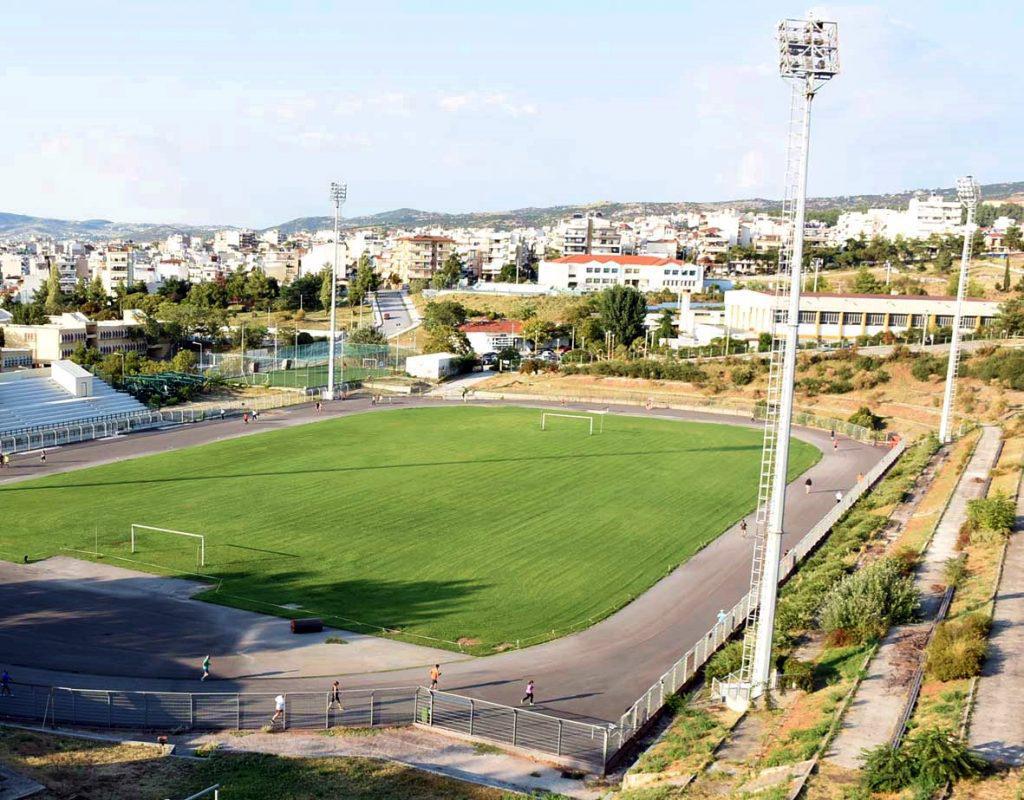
left=1, top=1, right=1019, bottom=227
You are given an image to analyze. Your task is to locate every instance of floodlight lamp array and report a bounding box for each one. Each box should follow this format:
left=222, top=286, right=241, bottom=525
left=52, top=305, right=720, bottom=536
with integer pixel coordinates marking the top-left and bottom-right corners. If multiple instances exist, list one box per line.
left=778, top=19, right=840, bottom=84
left=956, top=176, right=980, bottom=210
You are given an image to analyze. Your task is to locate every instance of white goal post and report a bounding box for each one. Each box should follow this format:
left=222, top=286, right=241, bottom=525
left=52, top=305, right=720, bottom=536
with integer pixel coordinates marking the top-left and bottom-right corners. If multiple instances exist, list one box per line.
left=540, top=412, right=594, bottom=435
left=131, top=524, right=206, bottom=567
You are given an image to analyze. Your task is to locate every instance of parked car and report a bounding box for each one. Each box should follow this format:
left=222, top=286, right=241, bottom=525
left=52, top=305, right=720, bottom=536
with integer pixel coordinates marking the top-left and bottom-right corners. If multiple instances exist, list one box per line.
left=479, top=352, right=498, bottom=366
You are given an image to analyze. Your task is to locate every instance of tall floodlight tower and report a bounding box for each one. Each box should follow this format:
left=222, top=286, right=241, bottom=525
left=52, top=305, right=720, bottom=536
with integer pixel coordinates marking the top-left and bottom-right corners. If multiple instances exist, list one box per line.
left=717, top=18, right=839, bottom=712
left=326, top=181, right=347, bottom=398
left=938, top=176, right=980, bottom=443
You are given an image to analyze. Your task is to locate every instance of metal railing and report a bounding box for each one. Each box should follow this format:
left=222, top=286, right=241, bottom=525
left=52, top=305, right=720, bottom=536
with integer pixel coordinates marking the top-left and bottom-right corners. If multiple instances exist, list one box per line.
left=614, top=440, right=907, bottom=754
left=0, top=684, right=416, bottom=733
left=413, top=688, right=610, bottom=768
left=171, top=786, right=220, bottom=800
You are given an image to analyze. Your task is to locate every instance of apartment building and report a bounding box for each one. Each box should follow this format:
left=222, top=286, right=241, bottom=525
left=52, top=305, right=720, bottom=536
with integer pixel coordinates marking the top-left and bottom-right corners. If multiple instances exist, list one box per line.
left=539, top=255, right=703, bottom=293
left=392, top=235, right=456, bottom=282
left=557, top=213, right=622, bottom=256
left=1, top=310, right=147, bottom=364
left=724, top=289, right=999, bottom=341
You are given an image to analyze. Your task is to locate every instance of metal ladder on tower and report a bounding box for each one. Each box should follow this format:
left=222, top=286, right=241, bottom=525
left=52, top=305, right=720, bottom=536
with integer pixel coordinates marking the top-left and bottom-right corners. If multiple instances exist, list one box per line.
left=737, top=85, right=806, bottom=689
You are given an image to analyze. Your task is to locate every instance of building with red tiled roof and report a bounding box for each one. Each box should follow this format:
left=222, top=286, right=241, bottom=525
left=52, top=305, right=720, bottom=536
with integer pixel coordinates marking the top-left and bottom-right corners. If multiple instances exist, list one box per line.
left=458, top=319, right=525, bottom=354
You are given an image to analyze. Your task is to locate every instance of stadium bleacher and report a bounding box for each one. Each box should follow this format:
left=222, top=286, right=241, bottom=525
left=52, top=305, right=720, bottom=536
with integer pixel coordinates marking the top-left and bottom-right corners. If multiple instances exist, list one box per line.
left=0, top=367, right=148, bottom=435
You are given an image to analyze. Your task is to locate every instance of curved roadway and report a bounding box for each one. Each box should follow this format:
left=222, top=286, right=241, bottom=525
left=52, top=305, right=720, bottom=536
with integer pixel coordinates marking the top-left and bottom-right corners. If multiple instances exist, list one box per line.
left=0, top=396, right=885, bottom=724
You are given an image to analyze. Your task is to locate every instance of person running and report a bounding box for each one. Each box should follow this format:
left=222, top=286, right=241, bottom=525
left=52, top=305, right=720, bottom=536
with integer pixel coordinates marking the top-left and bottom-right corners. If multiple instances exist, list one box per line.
left=521, top=679, right=535, bottom=706
left=315, top=400, right=322, bottom=414
left=201, top=655, right=211, bottom=681
left=804, top=477, right=813, bottom=494
left=243, top=412, right=249, bottom=424
left=1, top=669, right=11, bottom=696
left=461, top=386, right=469, bottom=403
left=834, top=490, right=843, bottom=504
left=219, top=408, right=226, bottom=420
left=271, top=694, right=285, bottom=726
left=0, top=451, right=5, bottom=468
left=39, top=450, right=46, bottom=463
left=739, top=519, right=748, bottom=537
left=857, top=472, right=864, bottom=483
left=328, top=680, right=343, bottom=710
left=832, top=439, right=838, bottom=452
left=429, top=664, right=441, bottom=689
left=829, top=428, right=835, bottom=441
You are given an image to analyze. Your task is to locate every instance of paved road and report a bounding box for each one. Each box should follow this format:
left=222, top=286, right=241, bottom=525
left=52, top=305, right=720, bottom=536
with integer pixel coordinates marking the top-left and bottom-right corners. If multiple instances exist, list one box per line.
left=0, top=396, right=885, bottom=724
left=373, top=290, right=413, bottom=337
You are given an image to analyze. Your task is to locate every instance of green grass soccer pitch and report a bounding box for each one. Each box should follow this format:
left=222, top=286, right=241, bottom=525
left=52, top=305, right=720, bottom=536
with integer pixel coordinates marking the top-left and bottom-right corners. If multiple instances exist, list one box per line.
left=0, top=406, right=819, bottom=652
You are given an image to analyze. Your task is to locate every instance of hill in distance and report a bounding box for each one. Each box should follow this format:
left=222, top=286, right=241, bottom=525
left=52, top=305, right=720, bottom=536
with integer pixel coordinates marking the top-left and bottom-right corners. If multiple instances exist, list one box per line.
left=1, top=180, right=1022, bottom=241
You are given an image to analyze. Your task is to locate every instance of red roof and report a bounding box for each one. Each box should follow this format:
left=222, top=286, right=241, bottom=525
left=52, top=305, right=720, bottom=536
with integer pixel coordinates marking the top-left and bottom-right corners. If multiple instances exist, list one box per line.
left=551, top=255, right=682, bottom=266
left=751, top=290, right=993, bottom=304
left=459, top=319, right=524, bottom=335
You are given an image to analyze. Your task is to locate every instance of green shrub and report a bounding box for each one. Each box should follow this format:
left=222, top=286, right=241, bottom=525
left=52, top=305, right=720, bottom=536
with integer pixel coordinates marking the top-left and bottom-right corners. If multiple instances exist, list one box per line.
left=848, top=406, right=885, bottom=431
left=943, top=556, right=968, bottom=588
left=967, top=493, right=1016, bottom=537
left=861, top=744, right=914, bottom=792
left=861, top=730, right=983, bottom=794
left=903, top=728, right=984, bottom=787
left=780, top=657, right=815, bottom=691
left=820, top=558, right=919, bottom=642
left=704, top=641, right=742, bottom=682
left=911, top=354, right=947, bottom=381
left=925, top=617, right=988, bottom=681
left=730, top=364, right=756, bottom=386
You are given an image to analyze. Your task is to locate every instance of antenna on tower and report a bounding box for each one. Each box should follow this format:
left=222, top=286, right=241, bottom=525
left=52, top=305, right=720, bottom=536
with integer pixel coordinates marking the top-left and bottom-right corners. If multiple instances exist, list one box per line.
left=714, top=17, right=839, bottom=712
left=938, top=176, right=980, bottom=443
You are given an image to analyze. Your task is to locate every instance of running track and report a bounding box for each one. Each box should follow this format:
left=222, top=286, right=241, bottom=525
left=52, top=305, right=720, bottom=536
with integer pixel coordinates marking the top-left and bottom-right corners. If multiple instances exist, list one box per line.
left=0, top=396, right=885, bottom=724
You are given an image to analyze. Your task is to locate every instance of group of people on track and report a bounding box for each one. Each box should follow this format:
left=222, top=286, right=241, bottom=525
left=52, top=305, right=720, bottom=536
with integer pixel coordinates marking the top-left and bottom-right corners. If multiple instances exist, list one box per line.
left=194, top=658, right=539, bottom=726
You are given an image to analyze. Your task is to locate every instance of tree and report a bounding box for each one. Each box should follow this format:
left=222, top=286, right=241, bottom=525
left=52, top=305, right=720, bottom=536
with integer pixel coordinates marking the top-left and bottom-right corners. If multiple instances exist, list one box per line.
left=848, top=406, right=884, bottom=430
left=1006, top=225, right=1023, bottom=252
left=319, top=264, right=336, bottom=311
left=522, top=319, right=553, bottom=351
left=851, top=266, right=882, bottom=294
left=996, top=296, right=1024, bottom=335
left=598, top=285, right=646, bottom=346
left=431, top=253, right=463, bottom=290
left=934, top=248, right=953, bottom=273
left=656, top=308, right=676, bottom=340
left=280, top=272, right=324, bottom=311
left=1003, top=257, right=1012, bottom=292
left=157, top=277, right=191, bottom=302
left=348, top=254, right=380, bottom=307
left=44, top=265, right=63, bottom=315
left=170, top=349, right=198, bottom=373
left=348, top=326, right=387, bottom=345
left=423, top=300, right=468, bottom=331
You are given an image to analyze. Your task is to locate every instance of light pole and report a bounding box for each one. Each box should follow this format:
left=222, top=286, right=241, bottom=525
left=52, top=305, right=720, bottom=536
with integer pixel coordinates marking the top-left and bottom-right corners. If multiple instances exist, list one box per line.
left=326, top=181, right=347, bottom=398
left=938, top=176, right=980, bottom=444
left=724, top=17, right=839, bottom=711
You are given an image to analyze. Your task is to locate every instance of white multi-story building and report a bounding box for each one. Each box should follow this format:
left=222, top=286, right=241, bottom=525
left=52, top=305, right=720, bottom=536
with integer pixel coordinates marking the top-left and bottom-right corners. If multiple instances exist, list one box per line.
left=724, top=288, right=999, bottom=341
left=539, top=255, right=703, bottom=293
left=213, top=229, right=256, bottom=252
left=556, top=213, right=622, bottom=256
left=833, top=195, right=963, bottom=243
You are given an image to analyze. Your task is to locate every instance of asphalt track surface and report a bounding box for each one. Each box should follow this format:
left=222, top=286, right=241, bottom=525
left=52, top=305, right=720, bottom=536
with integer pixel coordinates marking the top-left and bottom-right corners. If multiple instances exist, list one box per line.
left=0, top=396, right=885, bottom=724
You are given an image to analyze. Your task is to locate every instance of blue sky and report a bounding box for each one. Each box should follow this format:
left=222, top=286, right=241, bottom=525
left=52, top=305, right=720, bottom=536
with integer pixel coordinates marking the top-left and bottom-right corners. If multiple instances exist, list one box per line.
left=0, top=1, right=1017, bottom=227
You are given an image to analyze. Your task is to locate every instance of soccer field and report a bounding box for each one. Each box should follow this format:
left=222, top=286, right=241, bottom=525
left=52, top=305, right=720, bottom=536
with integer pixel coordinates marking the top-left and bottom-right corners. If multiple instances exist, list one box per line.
left=0, top=406, right=819, bottom=652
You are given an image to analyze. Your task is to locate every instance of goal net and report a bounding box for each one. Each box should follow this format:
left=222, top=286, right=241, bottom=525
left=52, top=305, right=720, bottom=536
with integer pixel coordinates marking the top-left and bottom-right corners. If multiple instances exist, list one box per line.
left=540, top=412, right=595, bottom=435
left=131, top=524, right=206, bottom=567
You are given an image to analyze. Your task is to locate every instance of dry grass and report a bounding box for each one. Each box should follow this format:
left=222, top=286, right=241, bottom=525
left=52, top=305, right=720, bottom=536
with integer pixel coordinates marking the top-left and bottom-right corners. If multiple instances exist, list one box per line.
left=950, top=769, right=1024, bottom=799
left=0, top=727, right=506, bottom=800
left=411, top=291, right=580, bottom=324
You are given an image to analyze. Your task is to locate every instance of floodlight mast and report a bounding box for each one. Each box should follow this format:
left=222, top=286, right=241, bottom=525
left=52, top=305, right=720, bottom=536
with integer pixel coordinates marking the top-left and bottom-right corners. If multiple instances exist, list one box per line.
left=326, top=182, right=348, bottom=398
left=938, top=176, right=980, bottom=443
left=718, top=18, right=839, bottom=712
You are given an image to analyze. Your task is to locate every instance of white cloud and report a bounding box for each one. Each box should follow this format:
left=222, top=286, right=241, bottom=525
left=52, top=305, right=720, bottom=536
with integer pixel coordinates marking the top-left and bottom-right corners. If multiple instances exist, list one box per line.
left=438, top=92, right=538, bottom=117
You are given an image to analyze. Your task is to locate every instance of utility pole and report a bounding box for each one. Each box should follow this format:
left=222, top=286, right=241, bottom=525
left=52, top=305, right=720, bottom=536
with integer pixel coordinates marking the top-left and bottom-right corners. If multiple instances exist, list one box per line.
left=326, top=182, right=347, bottom=398
left=938, top=176, right=980, bottom=444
